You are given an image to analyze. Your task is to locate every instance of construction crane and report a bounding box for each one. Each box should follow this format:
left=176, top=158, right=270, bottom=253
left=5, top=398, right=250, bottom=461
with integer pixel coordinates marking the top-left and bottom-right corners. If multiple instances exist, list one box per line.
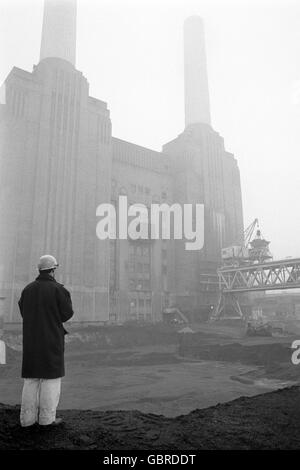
left=210, top=219, right=273, bottom=322
left=211, top=217, right=300, bottom=325
left=244, top=218, right=259, bottom=248
left=221, top=219, right=272, bottom=267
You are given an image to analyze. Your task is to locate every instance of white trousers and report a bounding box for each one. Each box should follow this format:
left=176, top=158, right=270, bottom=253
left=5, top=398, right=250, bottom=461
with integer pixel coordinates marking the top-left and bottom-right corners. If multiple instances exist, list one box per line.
left=20, top=378, right=61, bottom=427
left=0, top=340, right=5, bottom=364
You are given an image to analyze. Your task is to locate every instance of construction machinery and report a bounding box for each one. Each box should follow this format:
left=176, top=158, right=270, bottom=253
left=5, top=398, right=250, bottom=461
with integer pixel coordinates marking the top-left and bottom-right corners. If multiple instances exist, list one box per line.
left=162, top=307, right=189, bottom=325
left=246, top=320, right=273, bottom=337
left=212, top=258, right=300, bottom=326
left=210, top=219, right=300, bottom=326
left=221, top=219, right=272, bottom=267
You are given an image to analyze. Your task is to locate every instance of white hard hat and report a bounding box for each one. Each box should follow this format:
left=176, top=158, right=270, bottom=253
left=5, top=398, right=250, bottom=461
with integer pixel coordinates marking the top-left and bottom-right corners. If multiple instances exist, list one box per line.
left=38, top=255, right=59, bottom=271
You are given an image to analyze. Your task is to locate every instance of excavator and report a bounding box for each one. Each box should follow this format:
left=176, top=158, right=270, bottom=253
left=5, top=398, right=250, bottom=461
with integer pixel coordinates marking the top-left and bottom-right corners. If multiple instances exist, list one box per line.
left=162, top=307, right=189, bottom=325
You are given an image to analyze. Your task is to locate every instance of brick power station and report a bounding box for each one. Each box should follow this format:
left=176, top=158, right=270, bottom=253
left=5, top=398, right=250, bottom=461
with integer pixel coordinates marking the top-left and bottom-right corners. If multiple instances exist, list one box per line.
left=0, top=0, right=244, bottom=323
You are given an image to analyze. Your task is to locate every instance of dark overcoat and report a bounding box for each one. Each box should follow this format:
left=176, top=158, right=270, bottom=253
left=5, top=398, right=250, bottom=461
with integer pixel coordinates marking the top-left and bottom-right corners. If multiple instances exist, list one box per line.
left=18, top=273, right=74, bottom=379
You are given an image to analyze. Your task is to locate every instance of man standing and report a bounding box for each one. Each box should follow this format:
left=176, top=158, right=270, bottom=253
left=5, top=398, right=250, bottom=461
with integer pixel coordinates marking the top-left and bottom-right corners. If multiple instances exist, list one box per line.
left=18, top=255, right=74, bottom=427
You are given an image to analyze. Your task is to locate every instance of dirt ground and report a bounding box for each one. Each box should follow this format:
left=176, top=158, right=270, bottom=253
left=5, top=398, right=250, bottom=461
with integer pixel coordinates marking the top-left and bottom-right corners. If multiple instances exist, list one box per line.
left=1, top=323, right=299, bottom=416
left=1, top=386, right=300, bottom=450
left=1, top=343, right=295, bottom=417
left=1, top=321, right=300, bottom=449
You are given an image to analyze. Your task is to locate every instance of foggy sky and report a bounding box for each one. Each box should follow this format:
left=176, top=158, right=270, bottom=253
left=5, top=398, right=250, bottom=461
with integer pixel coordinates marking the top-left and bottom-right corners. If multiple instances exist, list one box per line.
left=0, top=0, right=299, bottom=259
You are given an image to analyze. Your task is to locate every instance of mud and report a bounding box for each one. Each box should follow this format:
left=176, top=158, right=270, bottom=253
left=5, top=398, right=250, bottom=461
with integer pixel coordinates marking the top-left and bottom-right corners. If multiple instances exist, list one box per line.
left=1, top=324, right=299, bottom=417
left=1, top=322, right=300, bottom=449
left=1, top=386, right=300, bottom=449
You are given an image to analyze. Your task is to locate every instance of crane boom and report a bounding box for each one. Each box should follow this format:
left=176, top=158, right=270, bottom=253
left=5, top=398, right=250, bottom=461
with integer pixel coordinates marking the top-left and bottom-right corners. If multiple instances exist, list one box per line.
left=221, top=219, right=272, bottom=266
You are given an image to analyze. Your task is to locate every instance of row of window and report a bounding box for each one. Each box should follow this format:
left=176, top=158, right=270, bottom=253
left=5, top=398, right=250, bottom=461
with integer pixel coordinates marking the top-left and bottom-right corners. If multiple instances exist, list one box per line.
left=131, top=184, right=151, bottom=195
left=111, top=180, right=169, bottom=201
left=129, top=279, right=151, bottom=291
left=128, top=261, right=151, bottom=274
left=130, top=298, right=152, bottom=309
left=129, top=244, right=150, bottom=257
left=129, top=186, right=168, bottom=200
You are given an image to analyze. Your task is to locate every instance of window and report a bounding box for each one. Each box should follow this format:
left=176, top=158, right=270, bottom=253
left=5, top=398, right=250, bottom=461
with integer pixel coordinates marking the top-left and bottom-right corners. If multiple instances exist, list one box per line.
left=128, top=261, right=135, bottom=272
left=143, top=263, right=150, bottom=273
left=142, top=246, right=149, bottom=256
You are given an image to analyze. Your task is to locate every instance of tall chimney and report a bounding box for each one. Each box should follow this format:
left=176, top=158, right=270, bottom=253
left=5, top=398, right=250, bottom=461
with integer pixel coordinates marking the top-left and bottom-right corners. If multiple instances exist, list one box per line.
left=184, top=16, right=211, bottom=127
left=40, top=0, right=77, bottom=67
